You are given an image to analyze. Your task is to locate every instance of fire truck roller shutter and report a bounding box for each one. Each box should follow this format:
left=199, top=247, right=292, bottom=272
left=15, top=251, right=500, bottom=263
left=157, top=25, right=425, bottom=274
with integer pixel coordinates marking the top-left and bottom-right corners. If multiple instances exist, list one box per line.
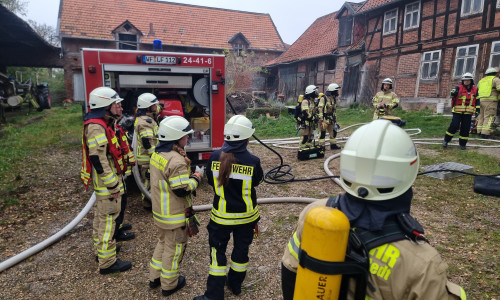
left=118, top=75, right=192, bottom=89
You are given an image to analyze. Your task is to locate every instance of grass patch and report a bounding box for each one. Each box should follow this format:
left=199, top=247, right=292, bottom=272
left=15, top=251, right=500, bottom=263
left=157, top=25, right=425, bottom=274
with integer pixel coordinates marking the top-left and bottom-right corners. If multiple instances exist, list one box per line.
left=252, top=112, right=297, bottom=138
left=0, top=104, right=83, bottom=211
left=249, top=105, right=500, bottom=299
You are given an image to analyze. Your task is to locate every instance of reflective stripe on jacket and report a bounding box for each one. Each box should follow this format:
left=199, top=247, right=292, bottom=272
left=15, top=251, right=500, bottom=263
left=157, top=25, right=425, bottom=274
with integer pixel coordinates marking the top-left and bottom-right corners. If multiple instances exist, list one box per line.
left=281, top=198, right=466, bottom=300
left=452, top=85, right=478, bottom=114
left=206, top=149, right=264, bottom=226
left=150, top=151, right=198, bottom=230
left=81, top=119, right=124, bottom=195
left=134, top=115, right=158, bottom=165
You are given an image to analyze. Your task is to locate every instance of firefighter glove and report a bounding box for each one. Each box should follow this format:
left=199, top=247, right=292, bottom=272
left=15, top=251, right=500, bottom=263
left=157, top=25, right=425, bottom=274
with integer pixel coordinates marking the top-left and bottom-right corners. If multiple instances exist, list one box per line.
left=195, top=165, right=205, bottom=178
left=185, top=207, right=200, bottom=237
left=253, top=223, right=259, bottom=239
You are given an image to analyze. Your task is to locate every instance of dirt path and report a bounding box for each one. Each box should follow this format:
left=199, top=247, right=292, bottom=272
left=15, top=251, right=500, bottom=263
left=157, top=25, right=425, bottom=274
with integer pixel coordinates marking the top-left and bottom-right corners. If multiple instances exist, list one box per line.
left=0, top=140, right=498, bottom=299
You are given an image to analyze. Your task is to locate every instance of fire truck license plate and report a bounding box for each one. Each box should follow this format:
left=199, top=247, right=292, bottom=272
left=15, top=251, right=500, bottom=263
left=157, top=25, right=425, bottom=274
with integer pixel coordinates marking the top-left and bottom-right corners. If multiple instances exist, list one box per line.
left=142, top=55, right=177, bottom=64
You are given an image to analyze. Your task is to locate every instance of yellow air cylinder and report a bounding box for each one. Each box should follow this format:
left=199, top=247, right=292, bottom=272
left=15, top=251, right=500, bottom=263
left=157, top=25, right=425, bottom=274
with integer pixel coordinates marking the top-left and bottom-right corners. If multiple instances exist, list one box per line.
left=294, top=206, right=350, bottom=300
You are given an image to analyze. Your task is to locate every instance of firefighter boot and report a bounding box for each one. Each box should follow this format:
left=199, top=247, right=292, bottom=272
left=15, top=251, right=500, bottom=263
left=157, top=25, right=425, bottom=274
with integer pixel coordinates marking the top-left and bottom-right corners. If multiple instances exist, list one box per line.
left=442, top=140, right=448, bottom=148
left=95, top=244, right=121, bottom=262
left=193, top=296, right=213, bottom=300
left=115, top=230, right=135, bottom=241
left=162, top=275, right=186, bottom=296
left=149, top=278, right=160, bottom=289
left=99, top=259, right=132, bottom=274
left=120, top=223, right=132, bottom=231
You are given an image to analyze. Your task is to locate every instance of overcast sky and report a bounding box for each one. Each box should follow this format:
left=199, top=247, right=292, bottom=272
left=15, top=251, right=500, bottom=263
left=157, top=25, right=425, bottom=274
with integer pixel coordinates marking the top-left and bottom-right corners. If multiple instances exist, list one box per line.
left=24, top=0, right=365, bottom=45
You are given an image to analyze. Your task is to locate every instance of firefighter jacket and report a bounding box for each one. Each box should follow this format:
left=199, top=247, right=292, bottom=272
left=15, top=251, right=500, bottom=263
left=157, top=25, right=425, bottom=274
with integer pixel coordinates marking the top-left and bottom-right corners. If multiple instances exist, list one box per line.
left=116, top=123, right=135, bottom=177
left=134, top=113, right=158, bottom=166
left=372, top=90, right=399, bottom=117
left=81, top=119, right=124, bottom=200
left=300, top=97, right=317, bottom=126
left=477, top=75, right=500, bottom=101
left=450, top=85, right=478, bottom=114
left=317, top=94, right=337, bottom=124
left=149, top=150, right=198, bottom=230
left=206, top=148, right=264, bottom=226
left=282, top=198, right=466, bottom=300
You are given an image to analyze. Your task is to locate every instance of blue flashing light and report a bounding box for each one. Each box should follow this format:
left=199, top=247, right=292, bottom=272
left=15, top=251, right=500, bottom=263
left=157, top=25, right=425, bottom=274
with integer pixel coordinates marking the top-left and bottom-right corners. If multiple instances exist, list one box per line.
left=153, top=39, right=162, bottom=51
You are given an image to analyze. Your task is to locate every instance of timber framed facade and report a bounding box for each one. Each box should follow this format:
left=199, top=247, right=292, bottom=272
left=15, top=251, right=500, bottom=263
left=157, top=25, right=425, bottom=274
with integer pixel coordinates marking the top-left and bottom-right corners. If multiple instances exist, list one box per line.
left=359, top=0, right=500, bottom=109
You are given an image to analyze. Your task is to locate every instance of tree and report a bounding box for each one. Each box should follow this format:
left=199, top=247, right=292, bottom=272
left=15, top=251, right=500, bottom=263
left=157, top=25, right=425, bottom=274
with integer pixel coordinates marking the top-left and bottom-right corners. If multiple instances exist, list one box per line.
left=28, top=20, right=60, bottom=47
left=221, top=49, right=268, bottom=94
left=1, top=0, right=29, bottom=16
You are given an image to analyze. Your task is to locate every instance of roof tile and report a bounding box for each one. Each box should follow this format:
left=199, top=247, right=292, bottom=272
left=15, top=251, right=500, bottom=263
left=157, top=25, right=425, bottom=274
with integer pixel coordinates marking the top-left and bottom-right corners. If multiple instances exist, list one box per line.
left=59, top=0, right=285, bottom=51
left=267, top=12, right=338, bottom=65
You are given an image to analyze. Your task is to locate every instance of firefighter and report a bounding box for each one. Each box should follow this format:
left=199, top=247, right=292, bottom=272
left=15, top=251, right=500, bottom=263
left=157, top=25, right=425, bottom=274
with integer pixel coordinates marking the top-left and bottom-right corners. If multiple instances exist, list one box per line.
left=148, top=115, right=203, bottom=296
left=372, top=78, right=399, bottom=120
left=81, top=87, right=132, bottom=274
left=476, top=67, right=500, bottom=139
left=443, top=72, right=479, bottom=150
left=194, top=115, right=264, bottom=300
left=281, top=120, right=466, bottom=300
left=134, top=92, right=160, bottom=209
left=113, top=100, right=136, bottom=241
left=317, top=83, right=341, bottom=150
left=298, top=85, right=319, bottom=151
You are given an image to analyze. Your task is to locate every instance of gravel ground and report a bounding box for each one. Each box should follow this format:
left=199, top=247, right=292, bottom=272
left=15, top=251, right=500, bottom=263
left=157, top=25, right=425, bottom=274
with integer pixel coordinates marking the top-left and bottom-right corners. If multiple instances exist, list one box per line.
left=1, top=136, right=498, bottom=299
left=0, top=143, right=344, bottom=300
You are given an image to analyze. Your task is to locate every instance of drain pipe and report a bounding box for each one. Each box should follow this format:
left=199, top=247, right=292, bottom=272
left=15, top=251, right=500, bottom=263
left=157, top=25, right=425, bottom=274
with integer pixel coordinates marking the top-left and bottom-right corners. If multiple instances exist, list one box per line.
left=0, top=192, right=97, bottom=273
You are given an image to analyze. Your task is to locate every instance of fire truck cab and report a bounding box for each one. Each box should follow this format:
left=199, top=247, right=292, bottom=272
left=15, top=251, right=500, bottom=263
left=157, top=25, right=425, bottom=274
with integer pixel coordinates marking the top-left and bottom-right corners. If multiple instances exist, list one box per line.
left=81, top=48, right=226, bottom=165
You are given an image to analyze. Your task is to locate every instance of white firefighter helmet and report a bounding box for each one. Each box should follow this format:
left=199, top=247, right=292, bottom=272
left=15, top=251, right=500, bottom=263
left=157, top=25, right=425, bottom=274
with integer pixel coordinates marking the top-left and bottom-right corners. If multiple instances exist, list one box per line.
left=339, top=119, right=419, bottom=201
left=382, top=78, right=393, bottom=85
left=157, top=116, right=193, bottom=141
left=327, top=83, right=341, bottom=92
left=305, top=85, right=318, bottom=96
left=137, top=93, right=159, bottom=109
left=485, top=67, right=498, bottom=75
left=461, top=72, right=474, bottom=80
left=89, top=87, right=123, bottom=109
left=224, top=115, right=255, bottom=141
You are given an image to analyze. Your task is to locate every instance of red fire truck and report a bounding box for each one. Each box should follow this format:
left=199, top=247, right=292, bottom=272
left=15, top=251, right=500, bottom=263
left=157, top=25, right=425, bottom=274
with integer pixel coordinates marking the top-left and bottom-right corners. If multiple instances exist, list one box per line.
left=81, top=48, right=226, bottom=164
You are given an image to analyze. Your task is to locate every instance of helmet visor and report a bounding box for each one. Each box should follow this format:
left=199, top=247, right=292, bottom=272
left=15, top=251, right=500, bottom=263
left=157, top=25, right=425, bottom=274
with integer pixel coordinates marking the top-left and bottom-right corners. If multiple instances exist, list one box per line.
left=111, top=92, right=124, bottom=103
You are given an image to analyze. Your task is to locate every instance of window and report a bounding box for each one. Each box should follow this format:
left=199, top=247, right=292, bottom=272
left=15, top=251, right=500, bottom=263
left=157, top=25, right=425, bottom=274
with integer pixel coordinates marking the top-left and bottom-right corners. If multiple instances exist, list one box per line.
left=338, top=16, right=353, bottom=47
left=383, top=8, right=398, bottom=35
left=454, top=45, right=479, bottom=77
left=420, top=50, right=441, bottom=80
left=489, top=41, right=500, bottom=68
left=118, top=33, right=137, bottom=50
left=327, top=58, right=336, bottom=70
left=404, top=2, right=420, bottom=30
left=461, top=0, right=483, bottom=16
left=232, top=43, right=246, bottom=56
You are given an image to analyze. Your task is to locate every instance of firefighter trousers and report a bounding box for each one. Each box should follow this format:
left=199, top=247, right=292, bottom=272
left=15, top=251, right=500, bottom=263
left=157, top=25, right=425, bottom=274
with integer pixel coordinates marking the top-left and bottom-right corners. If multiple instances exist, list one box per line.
left=299, top=125, right=314, bottom=150
left=203, top=220, right=256, bottom=300
left=476, top=100, right=498, bottom=135
left=92, top=197, right=121, bottom=269
left=444, top=112, right=472, bottom=146
left=319, top=123, right=337, bottom=147
left=138, top=164, right=151, bottom=207
left=114, top=192, right=128, bottom=235
left=149, top=226, right=188, bottom=290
